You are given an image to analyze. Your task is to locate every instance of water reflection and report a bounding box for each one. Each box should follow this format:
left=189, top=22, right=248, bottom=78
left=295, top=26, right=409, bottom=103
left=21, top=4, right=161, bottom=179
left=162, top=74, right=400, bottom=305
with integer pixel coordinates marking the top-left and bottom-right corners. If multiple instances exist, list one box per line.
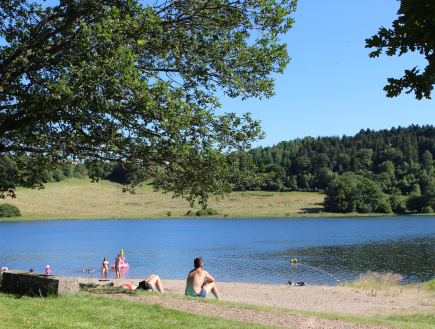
left=0, top=217, right=434, bottom=285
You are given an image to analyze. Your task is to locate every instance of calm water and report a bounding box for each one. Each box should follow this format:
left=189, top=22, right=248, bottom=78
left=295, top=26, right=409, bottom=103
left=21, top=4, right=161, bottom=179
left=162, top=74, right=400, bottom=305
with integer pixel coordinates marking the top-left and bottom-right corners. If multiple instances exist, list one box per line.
left=0, top=216, right=434, bottom=285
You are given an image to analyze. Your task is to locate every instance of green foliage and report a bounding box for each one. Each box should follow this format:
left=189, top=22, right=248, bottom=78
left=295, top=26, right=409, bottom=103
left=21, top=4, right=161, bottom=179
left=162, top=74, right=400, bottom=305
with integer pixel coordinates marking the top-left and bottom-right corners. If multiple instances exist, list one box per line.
left=355, top=178, right=384, bottom=213
left=323, top=173, right=358, bottom=213
left=0, top=0, right=297, bottom=206
left=53, top=168, right=66, bottom=182
left=185, top=208, right=219, bottom=216
left=248, top=125, right=435, bottom=213
left=377, top=200, right=393, bottom=214
left=365, top=0, right=435, bottom=99
left=355, top=149, right=373, bottom=172
left=421, top=150, right=434, bottom=169
left=421, top=206, right=433, bottom=213
left=196, top=208, right=219, bottom=216
left=62, top=162, right=74, bottom=179
left=166, top=211, right=171, bottom=217
left=0, top=203, right=21, bottom=217
left=185, top=210, right=196, bottom=217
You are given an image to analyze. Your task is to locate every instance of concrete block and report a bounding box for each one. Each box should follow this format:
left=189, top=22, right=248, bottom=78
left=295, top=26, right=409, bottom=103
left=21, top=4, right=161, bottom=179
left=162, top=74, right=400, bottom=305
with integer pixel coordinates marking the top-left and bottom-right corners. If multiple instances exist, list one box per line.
left=1, top=270, right=79, bottom=296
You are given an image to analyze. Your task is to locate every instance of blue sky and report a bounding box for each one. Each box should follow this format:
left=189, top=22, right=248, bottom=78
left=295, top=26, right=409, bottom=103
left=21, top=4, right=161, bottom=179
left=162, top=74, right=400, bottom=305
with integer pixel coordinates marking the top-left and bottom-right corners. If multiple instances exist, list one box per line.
left=217, top=0, right=434, bottom=147
left=13, top=1, right=435, bottom=148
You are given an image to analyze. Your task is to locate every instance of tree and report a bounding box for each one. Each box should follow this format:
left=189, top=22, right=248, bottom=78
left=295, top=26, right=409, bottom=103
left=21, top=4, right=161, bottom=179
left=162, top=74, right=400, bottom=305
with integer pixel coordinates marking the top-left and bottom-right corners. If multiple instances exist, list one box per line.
left=355, top=149, right=373, bottom=172
left=355, top=178, right=384, bottom=213
left=366, top=0, right=435, bottom=99
left=264, top=163, right=286, bottom=183
left=0, top=0, right=296, bottom=206
left=421, top=150, right=434, bottom=169
left=323, top=172, right=359, bottom=213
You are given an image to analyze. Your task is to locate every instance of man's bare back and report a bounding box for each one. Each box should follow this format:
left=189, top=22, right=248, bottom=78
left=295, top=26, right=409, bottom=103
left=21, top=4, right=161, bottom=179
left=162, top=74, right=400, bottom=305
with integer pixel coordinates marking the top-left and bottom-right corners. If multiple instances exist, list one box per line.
left=185, top=257, right=221, bottom=300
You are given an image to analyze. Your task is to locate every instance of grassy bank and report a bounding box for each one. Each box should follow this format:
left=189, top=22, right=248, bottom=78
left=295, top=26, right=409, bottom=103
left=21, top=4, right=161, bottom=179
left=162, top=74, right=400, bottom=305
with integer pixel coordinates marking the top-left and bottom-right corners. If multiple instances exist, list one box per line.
left=1, top=286, right=434, bottom=329
left=0, top=290, right=274, bottom=329
left=0, top=177, right=383, bottom=221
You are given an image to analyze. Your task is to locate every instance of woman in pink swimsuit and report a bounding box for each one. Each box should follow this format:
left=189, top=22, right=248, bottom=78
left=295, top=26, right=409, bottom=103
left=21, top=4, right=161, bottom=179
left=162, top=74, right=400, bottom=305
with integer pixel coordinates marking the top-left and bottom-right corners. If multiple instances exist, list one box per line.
left=101, top=257, right=109, bottom=279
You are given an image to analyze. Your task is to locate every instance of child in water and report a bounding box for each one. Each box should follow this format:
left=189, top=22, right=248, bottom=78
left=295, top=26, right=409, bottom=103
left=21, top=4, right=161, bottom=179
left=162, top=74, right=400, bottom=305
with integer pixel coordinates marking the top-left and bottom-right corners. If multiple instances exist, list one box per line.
left=45, top=265, right=51, bottom=274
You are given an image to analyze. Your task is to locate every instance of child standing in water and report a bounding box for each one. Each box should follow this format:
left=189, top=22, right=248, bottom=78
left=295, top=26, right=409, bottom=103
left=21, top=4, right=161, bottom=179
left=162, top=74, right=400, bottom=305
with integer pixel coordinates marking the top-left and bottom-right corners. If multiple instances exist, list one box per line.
left=102, top=257, right=109, bottom=279
left=45, top=265, right=51, bottom=274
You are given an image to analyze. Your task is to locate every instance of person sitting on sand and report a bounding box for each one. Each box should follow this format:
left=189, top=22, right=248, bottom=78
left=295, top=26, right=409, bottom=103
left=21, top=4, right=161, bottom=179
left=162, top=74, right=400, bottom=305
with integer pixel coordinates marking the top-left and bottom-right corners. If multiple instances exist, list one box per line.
left=185, top=257, right=221, bottom=300
left=287, top=280, right=309, bottom=286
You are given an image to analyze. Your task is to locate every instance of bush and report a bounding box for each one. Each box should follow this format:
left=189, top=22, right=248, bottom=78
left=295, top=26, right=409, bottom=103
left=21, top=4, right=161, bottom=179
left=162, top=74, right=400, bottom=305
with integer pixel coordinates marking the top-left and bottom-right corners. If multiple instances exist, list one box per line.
left=421, top=206, right=433, bottom=213
left=166, top=211, right=171, bottom=217
left=196, top=208, right=218, bottom=216
left=73, top=172, right=83, bottom=179
left=186, top=208, right=219, bottom=216
left=377, top=200, right=393, bottom=213
left=0, top=203, right=21, bottom=217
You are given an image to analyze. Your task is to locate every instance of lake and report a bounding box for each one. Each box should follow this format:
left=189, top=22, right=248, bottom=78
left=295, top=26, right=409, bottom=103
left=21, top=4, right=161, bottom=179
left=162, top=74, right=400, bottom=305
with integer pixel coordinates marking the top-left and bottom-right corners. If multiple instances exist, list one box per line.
left=0, top=216, right=434, bottom=285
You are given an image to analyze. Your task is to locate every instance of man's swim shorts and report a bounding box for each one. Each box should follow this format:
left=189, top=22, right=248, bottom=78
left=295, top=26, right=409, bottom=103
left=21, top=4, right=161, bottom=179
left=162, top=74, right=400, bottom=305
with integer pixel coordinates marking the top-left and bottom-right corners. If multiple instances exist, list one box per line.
left=196, top=288, right=207, bottom=298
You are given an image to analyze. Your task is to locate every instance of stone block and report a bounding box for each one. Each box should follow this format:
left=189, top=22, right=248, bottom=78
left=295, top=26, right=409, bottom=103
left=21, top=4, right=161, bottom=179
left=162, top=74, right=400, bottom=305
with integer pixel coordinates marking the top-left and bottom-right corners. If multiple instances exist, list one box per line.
left=1, top=270, right=79, bottom=296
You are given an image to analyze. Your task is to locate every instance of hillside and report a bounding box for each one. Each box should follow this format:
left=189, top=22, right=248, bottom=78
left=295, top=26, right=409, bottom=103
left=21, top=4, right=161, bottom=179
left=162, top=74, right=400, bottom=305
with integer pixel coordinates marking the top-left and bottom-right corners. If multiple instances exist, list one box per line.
left=0, top=178, right=338, bottom=220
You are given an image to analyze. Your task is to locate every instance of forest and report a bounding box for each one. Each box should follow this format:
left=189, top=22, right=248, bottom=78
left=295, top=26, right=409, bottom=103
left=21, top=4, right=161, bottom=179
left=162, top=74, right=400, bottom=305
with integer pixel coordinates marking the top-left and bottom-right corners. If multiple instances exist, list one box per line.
left=247, top=124, right=435, bottom=214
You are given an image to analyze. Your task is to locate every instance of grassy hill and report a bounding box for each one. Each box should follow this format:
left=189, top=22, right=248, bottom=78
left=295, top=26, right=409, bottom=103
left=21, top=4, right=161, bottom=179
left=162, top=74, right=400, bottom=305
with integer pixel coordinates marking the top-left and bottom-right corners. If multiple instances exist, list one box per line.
left=0, top=178, right=384, bottom=221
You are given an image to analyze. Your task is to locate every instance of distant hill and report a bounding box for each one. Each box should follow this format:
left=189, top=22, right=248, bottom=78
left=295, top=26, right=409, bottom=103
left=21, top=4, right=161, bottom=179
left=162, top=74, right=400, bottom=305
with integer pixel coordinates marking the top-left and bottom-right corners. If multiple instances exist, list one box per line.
left=247, top=124, right=435, bottom=194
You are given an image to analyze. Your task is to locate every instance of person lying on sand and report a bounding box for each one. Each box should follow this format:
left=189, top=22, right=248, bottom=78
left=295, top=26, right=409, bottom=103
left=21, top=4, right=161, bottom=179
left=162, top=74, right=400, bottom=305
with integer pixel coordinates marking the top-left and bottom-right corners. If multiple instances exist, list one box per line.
left=138, top=274, right=164, bottom=293
left=287, top=280, right=309, bottom=286
left=185, top=257, right=221, bottom=300
left=99, top=282, right=138, bottom=290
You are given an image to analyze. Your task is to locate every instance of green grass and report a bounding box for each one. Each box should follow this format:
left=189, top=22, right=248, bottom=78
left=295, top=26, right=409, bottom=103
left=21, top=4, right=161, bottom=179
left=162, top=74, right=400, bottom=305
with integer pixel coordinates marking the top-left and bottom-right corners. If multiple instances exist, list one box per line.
left=83, top=285, right=435, bottom=329
left=421, top=278, right=435, bottom=290
left=0, top=291, right=276, bottom=329
left=1, top=177, right=401, bottom=221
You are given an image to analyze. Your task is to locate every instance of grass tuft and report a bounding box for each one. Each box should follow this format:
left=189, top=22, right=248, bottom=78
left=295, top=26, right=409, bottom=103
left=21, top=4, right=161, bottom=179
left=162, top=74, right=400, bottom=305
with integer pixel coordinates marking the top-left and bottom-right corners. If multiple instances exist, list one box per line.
left=343, top=270, right=404, bottom=288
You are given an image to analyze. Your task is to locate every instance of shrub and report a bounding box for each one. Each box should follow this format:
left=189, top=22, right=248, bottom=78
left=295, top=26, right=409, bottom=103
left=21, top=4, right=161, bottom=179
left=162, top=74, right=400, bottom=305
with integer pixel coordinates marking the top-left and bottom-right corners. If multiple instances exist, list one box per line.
left=186, top=208, right=219, bottom=216
left=196, top=208, right=219, bottom=216
left=377, top=200, right=393, bottom=213
left=73, top=172, right=83, bottom=179
left=166, top=211, right=171, bottom=217
left=421, top=206, right=433, bottom=213
left=0, top=203, right=21, bottom=217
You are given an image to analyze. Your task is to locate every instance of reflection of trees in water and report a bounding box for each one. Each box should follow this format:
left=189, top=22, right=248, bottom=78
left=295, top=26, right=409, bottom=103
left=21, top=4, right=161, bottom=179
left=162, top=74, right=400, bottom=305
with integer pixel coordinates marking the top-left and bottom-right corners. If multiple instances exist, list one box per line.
left=259, top=236, right=435, bottom=282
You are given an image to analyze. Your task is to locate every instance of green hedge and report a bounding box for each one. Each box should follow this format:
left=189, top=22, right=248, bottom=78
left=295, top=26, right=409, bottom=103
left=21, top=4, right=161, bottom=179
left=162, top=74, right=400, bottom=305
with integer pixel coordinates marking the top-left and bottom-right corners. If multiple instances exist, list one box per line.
left=0, top=203, right=21, bottom=218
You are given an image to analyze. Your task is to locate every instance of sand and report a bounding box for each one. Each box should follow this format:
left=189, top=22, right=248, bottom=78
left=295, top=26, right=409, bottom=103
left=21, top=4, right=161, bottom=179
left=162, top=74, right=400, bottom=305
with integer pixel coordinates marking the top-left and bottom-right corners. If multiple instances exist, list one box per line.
left=76, top=276, right=435, bottom=329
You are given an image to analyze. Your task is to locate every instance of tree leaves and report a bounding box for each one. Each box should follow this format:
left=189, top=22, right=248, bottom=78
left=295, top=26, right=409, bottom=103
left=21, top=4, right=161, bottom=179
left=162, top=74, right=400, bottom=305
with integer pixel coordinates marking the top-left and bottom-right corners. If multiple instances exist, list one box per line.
left=365, top=0, right=435, bottom=99
left=0, top=0, right=296, bottom=205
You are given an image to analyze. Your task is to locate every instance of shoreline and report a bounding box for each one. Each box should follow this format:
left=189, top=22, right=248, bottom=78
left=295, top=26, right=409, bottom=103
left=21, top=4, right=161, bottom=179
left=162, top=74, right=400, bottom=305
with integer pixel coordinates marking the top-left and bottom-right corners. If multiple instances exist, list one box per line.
left=75, top=277, right=435, bottom=317
left=2, top=212, right=429, bottom=222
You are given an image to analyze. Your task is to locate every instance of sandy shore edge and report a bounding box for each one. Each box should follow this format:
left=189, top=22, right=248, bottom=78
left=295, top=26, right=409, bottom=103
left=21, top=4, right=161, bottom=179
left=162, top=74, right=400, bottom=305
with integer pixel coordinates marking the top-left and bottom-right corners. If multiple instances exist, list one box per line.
left=74, top=276, right=434, bottom=317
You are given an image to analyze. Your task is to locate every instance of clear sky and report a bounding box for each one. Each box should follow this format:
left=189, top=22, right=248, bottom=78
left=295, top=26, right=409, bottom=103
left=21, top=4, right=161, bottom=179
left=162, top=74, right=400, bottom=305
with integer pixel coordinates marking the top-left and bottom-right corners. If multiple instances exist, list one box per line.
left=217, top=0, right=434, bottom=147
left=11, top=0, right=435, bottom=148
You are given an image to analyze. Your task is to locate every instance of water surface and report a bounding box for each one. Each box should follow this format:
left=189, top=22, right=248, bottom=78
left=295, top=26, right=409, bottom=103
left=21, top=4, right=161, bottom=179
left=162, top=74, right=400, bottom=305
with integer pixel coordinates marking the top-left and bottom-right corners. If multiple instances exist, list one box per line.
left=0, top=216, right=434, bottom=285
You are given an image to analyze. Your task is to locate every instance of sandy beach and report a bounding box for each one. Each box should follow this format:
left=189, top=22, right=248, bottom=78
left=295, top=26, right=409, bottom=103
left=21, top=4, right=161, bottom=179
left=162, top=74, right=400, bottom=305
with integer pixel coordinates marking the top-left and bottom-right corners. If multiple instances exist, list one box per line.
left=76, top=276, right=435, bottom=328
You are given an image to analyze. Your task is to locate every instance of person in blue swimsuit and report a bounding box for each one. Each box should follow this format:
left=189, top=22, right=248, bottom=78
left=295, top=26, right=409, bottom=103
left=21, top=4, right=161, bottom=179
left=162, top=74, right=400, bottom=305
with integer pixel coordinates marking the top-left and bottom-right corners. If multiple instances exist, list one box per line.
left=185, top=257, right=221, bottom=300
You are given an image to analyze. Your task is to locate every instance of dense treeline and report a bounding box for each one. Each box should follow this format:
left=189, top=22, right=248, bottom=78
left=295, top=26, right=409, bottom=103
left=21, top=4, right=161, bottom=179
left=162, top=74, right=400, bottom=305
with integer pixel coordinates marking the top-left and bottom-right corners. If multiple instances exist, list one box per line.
left=0, top=157, right=135, bottom=187
left=248, top=124, right=435, bottom=213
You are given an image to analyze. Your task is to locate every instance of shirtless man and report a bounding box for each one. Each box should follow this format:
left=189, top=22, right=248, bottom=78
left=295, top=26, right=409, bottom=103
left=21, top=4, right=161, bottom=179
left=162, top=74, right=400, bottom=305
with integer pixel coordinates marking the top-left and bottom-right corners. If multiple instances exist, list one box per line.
left=185, top=257, right=221, bottom=300
left=115, top=254, right=121, bottom=279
